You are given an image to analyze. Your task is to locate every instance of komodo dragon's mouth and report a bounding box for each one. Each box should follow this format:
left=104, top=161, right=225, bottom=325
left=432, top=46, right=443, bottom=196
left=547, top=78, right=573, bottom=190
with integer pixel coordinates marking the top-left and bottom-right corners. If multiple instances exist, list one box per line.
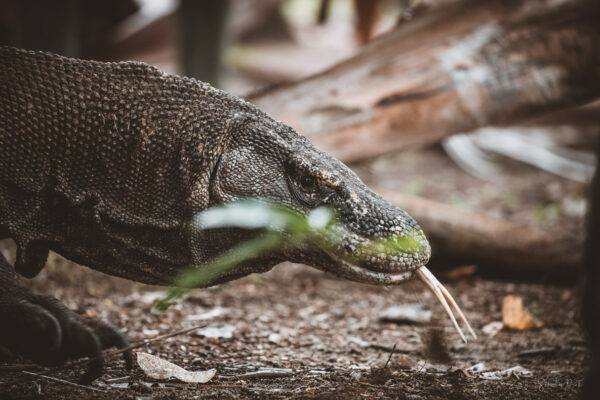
left=335, top=258, right=477, bottom=343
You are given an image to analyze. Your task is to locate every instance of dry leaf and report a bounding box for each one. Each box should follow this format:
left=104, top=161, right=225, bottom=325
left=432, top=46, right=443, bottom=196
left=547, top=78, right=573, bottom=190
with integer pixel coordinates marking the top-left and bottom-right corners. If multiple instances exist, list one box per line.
left=502, top=295, right=543, bottom=330
left=379, top=303, right=432, bottom=324
left=466, top=362, right=532, bottom=380
left=136, top=352, right=216, bottom=383
left=479, top=365, right=532, bottom=380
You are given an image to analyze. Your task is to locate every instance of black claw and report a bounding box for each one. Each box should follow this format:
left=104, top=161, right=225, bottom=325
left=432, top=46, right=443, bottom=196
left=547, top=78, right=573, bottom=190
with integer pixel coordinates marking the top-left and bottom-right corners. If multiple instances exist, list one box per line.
left=87, top=318, right=133, bottom=369
left=79, top=343, right=104, bottom=384
left=123, top=349, right=134, bottom=370
left=24, top=300, right=64, bottom=357
left=74, top=325, right=104, bottom=384
left=113, top=331, right=133, bottom=370
left=28, top=296, right=107, bottom=383
left=38, top=310, right=63, bottom=360
left=1, top=256, right=131, bottom=384
left=0, top=298, right=63, bottom=364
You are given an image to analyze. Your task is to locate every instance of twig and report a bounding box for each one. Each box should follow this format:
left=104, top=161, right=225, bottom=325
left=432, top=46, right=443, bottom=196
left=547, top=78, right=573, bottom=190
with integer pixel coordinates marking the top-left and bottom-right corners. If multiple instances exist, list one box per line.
left=22, top=371, right=107, bottom=393
left=369, top=343, right=413, bottom=353
left=103, top=323, right=209, bottom=359
left=104, top=376, right=130, bottom=383
left=44, top=323, right=210, bottom=374
left=200, top=384, right=244, bottom=388
left=383, top=343, right=397, bottom=370
left=517, top=347, right=556, bottom=358
left=0, top=363, right=41, bottom=372
left=357, top=381, right=404, bottom=390
left=220, top=368, right=295, bottom=380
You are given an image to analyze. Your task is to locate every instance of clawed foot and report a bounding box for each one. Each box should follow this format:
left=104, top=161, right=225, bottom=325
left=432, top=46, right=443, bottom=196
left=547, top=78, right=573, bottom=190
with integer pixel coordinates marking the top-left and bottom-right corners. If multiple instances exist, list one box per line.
left=0, top=262, right=132, bottom=383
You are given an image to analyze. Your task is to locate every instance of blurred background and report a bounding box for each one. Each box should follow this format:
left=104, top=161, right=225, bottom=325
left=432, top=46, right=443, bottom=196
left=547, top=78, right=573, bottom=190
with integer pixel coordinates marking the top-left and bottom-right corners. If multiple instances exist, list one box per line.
left=2, top=0, right=597, bottom=279
left=0, top=0, right=428, bottom=91
left=1, top=0, right=599, bottom=397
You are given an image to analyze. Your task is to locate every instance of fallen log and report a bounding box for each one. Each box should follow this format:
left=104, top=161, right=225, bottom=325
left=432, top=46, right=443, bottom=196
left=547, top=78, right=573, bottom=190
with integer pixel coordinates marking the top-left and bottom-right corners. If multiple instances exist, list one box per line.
left=249, top=0, right=600, bottom=163
left=375, top=188, right=582, bottom=278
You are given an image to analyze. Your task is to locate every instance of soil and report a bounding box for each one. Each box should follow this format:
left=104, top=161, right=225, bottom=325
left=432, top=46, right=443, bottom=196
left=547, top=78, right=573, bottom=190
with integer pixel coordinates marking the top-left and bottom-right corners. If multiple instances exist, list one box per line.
left=0, top=149, right=590, bottom=399
left=0, top=261, right=587, bottom=399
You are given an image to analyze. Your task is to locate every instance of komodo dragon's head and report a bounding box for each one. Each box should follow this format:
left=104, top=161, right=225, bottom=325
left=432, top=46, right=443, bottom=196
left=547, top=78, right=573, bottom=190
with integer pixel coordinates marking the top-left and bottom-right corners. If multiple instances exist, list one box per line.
left=176, top=106, right=476, bottom=342
left=193, top=111, right=431, bottom=286
left=165, top=103, right=474, bottom=342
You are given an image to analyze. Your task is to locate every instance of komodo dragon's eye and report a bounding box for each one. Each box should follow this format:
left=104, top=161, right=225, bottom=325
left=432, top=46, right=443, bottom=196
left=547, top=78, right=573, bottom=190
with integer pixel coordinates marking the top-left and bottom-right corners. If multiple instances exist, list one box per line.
left=288, top=172, right=324, bottom=207
left=299, top=175, right=317, bottom=192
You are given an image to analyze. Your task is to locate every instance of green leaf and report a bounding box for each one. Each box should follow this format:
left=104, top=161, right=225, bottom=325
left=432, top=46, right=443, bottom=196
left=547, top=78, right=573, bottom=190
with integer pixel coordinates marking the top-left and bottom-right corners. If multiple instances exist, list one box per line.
left=156, top=200, right=423, bottom=311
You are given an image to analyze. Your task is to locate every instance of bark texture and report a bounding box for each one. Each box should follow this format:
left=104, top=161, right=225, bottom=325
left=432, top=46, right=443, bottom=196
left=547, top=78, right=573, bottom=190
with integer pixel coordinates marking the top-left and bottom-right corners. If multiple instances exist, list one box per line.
left=377, top=188, right=582, bottom=278
left=250, top=0, right=600, bottom=162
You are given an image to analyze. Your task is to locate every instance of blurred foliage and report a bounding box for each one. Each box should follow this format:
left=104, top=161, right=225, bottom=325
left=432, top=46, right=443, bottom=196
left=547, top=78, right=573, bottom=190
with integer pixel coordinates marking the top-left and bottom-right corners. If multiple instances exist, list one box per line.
left=156, top=200, right=421, bottom=311
left=534, top=202, right=561, bottom=222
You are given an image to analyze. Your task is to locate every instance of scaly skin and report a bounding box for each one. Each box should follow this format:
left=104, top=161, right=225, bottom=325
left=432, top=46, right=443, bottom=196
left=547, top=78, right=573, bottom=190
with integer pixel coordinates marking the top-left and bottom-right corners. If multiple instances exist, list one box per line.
left=0, top=46, right=430, bottom=381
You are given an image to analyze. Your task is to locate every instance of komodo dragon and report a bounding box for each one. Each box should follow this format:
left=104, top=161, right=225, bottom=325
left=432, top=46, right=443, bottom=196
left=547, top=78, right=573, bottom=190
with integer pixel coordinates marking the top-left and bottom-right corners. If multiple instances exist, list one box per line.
left=0, top=46, right=472, bottom=383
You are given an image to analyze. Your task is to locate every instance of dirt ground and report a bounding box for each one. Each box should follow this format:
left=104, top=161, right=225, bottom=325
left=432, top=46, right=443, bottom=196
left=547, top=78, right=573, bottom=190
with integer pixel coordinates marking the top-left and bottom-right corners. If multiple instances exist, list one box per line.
left=0, top=149, right=590, bottom=399
left=0, top=259, right=587, bottom=399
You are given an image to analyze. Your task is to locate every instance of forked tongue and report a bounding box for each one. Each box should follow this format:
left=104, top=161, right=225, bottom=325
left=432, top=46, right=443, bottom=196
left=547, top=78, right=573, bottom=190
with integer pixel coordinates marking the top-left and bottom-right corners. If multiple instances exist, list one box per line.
left=416, top=266, right=477, bottom=343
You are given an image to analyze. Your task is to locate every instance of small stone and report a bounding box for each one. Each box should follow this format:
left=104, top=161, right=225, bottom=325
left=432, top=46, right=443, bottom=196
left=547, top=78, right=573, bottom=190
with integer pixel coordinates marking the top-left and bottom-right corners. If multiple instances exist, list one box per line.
left=379, top=303, right=432, bottom=324
left=268, top=333, right=281, bottom=343
left=196, top=324, right=236, bottom=339
left=482, top=321, right=503, bottom=337
left=142, top=329, right=159, bottom=337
